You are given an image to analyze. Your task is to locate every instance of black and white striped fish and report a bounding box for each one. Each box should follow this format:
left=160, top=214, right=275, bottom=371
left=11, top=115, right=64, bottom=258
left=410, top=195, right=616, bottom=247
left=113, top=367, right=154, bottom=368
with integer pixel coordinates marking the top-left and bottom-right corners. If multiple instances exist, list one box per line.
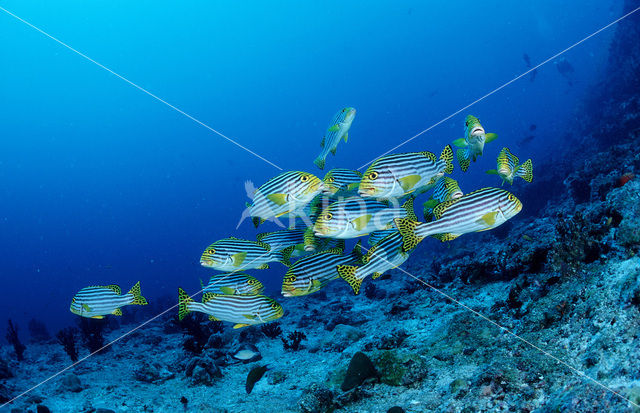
left=367, top=229, right=397, bottom=246
left=178, top=288, right=283, bottom=329
left=313, top=196, right=416, bottom=239
left=322, top=168, right=362, bottom=196
left=201, top=273, right=265, bottom=295
left=281, top=240, right=361, bottom=297
left=200, top=237, right=291, bottom=272
left=359, top=145, right=454, bottom=199
left=486, top=147, right=533, bottom=185
left=314, top=108, right=356, bottom=170
left=423, top=177, right=463, bottom=221
left=337, top=231, right=411, bottom=295
left=248, top=171, right=323, bottom=228
left=70, top=281, right=147, bottom=318
left=256, top=229, right=305, bottom=252
left=394, top=187, right=522, bottom=251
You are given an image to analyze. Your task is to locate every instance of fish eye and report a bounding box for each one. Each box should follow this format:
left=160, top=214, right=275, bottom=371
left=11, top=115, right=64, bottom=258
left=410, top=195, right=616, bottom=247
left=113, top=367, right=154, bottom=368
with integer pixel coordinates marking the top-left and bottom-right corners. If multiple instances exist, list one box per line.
left=508, top=194, right=516, bottom=202
left=271, top=303, right=278, bottom=309
left=207, top=248, right=215, bottom=254
left=328, top=177, right=335, bottom=183
left=324, top=213, right=333, bottom=221
left=368, top=171, right=379, bottom=180
left=300, top=175, right=310, bottom=182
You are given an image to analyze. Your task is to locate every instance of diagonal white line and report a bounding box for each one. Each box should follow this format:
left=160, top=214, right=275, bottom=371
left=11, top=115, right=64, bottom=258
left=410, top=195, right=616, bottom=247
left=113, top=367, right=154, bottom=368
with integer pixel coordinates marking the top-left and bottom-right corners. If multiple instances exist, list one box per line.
left=356, top=5, right=640, bottom=171
left=0, top=251, right=275, bottom=407
left=0, top=5, right=283, bottom=171
left=354, top=242, right=639, bottom=408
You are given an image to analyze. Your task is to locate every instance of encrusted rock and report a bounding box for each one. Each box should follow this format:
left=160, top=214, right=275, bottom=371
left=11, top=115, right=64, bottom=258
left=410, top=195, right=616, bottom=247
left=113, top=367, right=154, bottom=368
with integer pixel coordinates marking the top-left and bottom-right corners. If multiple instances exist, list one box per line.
left=298, top=383, right=334, bottom=413
left=59, top=373, right=83, bottom=393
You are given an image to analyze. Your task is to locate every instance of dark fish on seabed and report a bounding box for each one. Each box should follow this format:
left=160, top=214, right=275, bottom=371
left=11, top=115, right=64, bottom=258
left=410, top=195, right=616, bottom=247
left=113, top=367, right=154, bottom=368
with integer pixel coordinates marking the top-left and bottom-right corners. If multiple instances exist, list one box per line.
left=555, top=57, right=574, bottom=86
left=246, top=365, right=268, bottom=394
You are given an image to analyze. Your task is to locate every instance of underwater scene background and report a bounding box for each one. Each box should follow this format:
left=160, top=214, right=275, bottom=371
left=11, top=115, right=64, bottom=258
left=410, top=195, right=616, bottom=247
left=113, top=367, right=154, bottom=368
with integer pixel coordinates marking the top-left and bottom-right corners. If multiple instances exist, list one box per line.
left=1, top=0, right=640, bottom=411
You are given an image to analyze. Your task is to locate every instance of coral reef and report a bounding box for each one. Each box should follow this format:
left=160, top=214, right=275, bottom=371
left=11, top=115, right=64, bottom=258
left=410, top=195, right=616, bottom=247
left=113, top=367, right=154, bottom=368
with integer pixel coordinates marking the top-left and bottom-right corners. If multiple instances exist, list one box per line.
left=179, top=313, right=211, bottom=355
left=281, top=331, right=306, bottom=351
left=6, top=319, right=26, bottom=361
left=78, top=318, right=108, bottom=354
left=260, top=321, right=282, bottom=338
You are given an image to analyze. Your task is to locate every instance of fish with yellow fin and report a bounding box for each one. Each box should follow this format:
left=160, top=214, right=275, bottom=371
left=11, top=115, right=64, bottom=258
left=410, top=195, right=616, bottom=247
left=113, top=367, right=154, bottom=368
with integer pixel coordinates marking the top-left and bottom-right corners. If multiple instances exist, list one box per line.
left=201, top=273, right=265, bottom=295
left=486, top=147, right=533, bottom=185
left=70, top=281, right=147, bottom=318
left=452, top=115, right=498, bottom=172
left=422, top=176, right=463, bottom=221
left=200, top=237, right=292, bottom=272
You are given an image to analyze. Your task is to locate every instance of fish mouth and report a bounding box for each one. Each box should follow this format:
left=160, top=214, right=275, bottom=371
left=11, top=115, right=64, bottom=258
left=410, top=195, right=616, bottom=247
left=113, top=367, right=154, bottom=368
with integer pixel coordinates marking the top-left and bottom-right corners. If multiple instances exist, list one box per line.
left=200, top=259, right=215, bottom=267
left=498, top=167, right=510, bottom=176
left=470, top=127, right=485, bottom=135
left=451, top=191, right=463, bottom=199
left=358, top=186, right=377, bottom=196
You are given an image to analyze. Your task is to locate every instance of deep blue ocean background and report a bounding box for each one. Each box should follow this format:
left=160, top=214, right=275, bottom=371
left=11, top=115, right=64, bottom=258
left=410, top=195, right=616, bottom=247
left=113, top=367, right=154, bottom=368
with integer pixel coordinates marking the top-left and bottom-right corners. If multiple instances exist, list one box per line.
left=0, top=0, right=619, bottom=333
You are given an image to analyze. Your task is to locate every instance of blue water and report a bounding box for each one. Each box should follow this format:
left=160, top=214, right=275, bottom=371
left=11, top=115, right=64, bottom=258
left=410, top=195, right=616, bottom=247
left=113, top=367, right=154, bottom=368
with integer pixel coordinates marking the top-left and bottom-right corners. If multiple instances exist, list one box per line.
left=0, top=0, right=619, bottom=332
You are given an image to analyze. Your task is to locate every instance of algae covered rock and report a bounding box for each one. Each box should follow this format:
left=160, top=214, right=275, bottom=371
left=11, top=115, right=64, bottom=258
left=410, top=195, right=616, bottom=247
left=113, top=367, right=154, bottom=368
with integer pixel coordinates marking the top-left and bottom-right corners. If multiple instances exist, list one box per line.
left=59, top=373, right=83, bottom=393
left=341, top=351, right=379, bottom=391
left=185, top=356, right=222, bottom=386
left=321, top=324, right=365, bottom=352
left=298, top=382, right=335, bottom=413
left=372, top=350, right=429, bottom=387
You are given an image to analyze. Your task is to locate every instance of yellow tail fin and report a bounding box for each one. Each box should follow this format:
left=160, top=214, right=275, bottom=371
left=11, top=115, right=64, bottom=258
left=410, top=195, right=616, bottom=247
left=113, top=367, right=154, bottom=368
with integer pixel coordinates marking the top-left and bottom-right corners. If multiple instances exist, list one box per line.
left=178, top=288, right=192, bottom=321
left=128, top=281, right=148, bottom=305
left=393, top=218, right=424, bottom=252
left=337, top=265, right=362, bottom=295
left=440, top=145, right=454, bottom=174
left=517, top=159, right=533, bottom=183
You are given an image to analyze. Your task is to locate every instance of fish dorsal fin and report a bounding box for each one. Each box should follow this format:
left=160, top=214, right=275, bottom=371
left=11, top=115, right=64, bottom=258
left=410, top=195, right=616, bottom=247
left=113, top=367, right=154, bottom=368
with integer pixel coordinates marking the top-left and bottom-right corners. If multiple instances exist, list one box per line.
left=398, top=175, right=421, bottom=191
left=402, top=196, right=417, bottom=221
left=267, top=193, right=288, bottom=206
left=106, top=285, right=121, bottom=295
left=256, top=240, right=271, bottom=251
left=322, top=239, right=345, bottom=255
left=202, top=292, right=218, bottom=303
left=256, top=232, right=271, bottom=242
left=504, top=147, right=519, bottom=166
left=440, top=145, right=454, bottom=174
left=420, top=151, right=437, bottom=162
left=228, top=236, right=240, bottom=240
left=432, top=198, right=459, bottom=220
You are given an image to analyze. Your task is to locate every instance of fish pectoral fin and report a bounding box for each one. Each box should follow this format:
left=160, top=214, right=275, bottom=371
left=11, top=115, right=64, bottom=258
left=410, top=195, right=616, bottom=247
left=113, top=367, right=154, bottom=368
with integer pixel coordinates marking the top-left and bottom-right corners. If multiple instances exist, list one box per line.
left=398, top=175, right=422, bottom=191
left=352, top=214, right=372, bottom=231
left=486, top=169, right=498, bottom=175
left=343, top=133, right=348, bottom=143
left=112, top=308, right=122, bottom=316
left=82, top=303, right=92, bottom=312
left=243, top=314, right=257, bottom=320
left=484, top=133, right=498, bottom=143
left=267, top=193, right=289, bottom=206
left=219, top=286, right=235, bottom=295
left=328, top=124, right=340, bottom=132
left=233, top=323, right=250, bottom=329
left=258, top=263, right=269, bottom=269
left=346, top=182, right=359, bottom=191
left=452, top=138, right=467, bottom=147
left=311, top=279, right=322, bottom=289
left=232, top=252, right=247, bottom=267
left=478, top=211, right=499, bottom=226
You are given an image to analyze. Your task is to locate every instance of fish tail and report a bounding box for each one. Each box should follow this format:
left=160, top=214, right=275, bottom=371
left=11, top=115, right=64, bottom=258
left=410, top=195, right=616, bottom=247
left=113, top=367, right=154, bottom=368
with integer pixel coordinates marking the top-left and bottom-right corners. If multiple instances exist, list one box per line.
left=393, top=218, right=424, bottom=252
left=516, top=159, right=533, bottom=182
left=457, top=148, right=471, bottom=172
left=401, top=195, right=417, bottom=221
left=128, top=281, right=148, bottom=305
left=279, top=246, right=294, bottom=267
left=337, top=265, right=362, bottom=295
left=313, top=155, right=326, bottom=170
left=178, top=288, right=193, bottom=321
left=440, top=145, right=454, bottom=174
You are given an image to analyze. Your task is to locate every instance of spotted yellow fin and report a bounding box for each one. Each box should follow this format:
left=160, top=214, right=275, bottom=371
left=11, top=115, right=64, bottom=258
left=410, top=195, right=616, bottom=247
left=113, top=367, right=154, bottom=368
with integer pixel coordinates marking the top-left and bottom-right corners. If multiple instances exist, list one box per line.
left=112, top=308, right=122, bottom=316
left=372, top=272, right=383, bottom=280
left=432, top=198, right=458, bottom=220
left=267, top=193, right=288, bottom=206
left=402, top=196, right=417, bottom=221
left=516, top=159, right=533, bottom=183
left=457, top=148, right=471, bottom=172
left=208, top=315, right=220, bottom=321
left=202, top=292, right=217, bottom=303
left=128, top=281, right=147, bottom=305
left=337, top=265, right=362, bottom=295
left=258, top=263, right=270, bottom=269
left=398, top=175, right=421, bottom=192
left=440, top=145, right=454, bottom=174
left=178, top=287, right=192, bottom=321
left=106, top=285, right=122, bottom=295
left=431, top=233, right=459, bottom=242
left=393, top=218, right=424, bottom=252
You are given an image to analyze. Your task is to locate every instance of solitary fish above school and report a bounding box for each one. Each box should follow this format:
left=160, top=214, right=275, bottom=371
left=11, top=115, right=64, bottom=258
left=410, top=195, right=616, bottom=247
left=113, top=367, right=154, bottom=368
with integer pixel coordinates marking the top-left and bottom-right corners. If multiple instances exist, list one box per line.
left=178, top=288, right=283, bottom=329
left=201, top=272, right=265, bottom=295
left=200, top=237, right=291, bottom=272
left=393, top=187, right=522, bottom=252
left=314, top=107, right=356, bottom=170
left=423, top=176, right=463, bottom=221
left=359, top=145, right=454, bottom=199
left=322, top=168, right=362, bottom=196
left=314, top=196, right=416, bottom=239
left=248, top=171, right=323, bottom=228
left=337, top=231, right=412, bottom=295
left=281, top=241, right=361, bottom=297
left=452, top=115, right=497, bottom=172
left=70, top=281, right=147, bottom=319
left=486, top=147, right=533, bottom=185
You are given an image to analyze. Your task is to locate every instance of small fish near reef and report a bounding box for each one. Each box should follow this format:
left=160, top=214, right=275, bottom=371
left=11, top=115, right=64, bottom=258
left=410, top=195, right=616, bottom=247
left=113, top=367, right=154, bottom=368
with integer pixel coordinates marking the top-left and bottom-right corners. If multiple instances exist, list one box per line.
left=452, top=115, right=498, bottom=172
left=394, top=187, right=522, bottom=251
left=248, top=171, right=324, bottom=228
left=486, top=147, right=533, bottom=185
left=178, top=288, right=284, bottom=329
left=245, top=365, right=268, bottom=394
left=70, top=281, right=147, bottom=318
left=616, top=172, right=635, bottom=188
left=359, top=145, right=454, bottom=199
left=281, top=241, right=362, bottom=297
left=201, top=272, right=265, bottom=295
left=321, top=168, right=362, bottom=196
left=200, top=237, right=291, bottom=272
left=314, top=107, right=356, bottom=170
left=232, top=343, right=262, bottom=363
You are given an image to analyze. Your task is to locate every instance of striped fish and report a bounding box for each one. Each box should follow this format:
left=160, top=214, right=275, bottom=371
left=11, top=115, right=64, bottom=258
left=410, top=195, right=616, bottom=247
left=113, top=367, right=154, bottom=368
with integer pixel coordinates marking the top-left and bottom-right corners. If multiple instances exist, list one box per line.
left=367, top=229, right=397, bottom=246
left=201, top=273, right=265, bottom=295
left=281, top=240, right=361, bottom=297
left=313, top=196, right=416, bottom=239
left=70, top=281, right=147, bottom=318
left=394, top=187, right=522, bottom=251
left=337, top=231, right=411, bottom=295
left=423, top=177, right=463, bottom=221
left=452, top=115, right=498, bottom=172
left=322, top=168, right=362, bottom=196
left=256, top=229, right=305, bottom=252
left=200, top=237, right=291, bottom=272
left=314, top=107, right=356, bottom=170
left=178, top=288, right=283, bottom=329
left=486, top=147, right=533, bottom=185
left=248, top=171, right=323, bottom=228
left=359, top=145, right=454, bottom=199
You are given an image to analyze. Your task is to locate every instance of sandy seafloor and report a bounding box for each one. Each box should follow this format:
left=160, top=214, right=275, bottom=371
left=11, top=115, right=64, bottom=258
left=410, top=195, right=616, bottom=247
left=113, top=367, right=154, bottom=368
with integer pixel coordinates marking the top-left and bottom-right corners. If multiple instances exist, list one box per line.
left=2, top=2, right=640, bottom=412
